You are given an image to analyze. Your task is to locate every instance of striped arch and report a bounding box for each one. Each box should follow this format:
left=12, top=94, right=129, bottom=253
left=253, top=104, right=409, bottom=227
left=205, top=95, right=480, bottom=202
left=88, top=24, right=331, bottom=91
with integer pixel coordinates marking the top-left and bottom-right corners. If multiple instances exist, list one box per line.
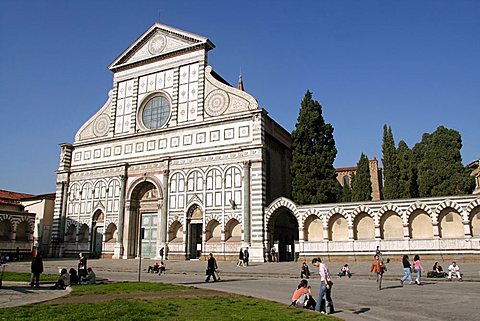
left=406, top=202, right=434, bottom=222
left=168, top=214, right=185, bottom=227
left=224, top=212, right=242, bottom=225
left=435, top=200, right=465, bottom=221
left=265, top=197, right=300, bottom=228
left=351, top=205, right=375, bottom=224
left=466, top=198, right=480, bottom=214
left=127, top=175, right=163, bottom=200
left=325, top=207, right=347, bottom=227
left=302, top=208, right=321, bottom=229
left=167, top=219, right=183, bottom=232
left=205, top=213, right=222, bottom=226
left=66, top=220, right=78, bottom=229
left=379, top=203, right=405, bottom=224
left=185, top=197, right=204, bottom=213
left=0, top=215, right=14, bottom=224
left=104, top=218, right=118, bottom=227
left=14, top=217, right=35, bottom=231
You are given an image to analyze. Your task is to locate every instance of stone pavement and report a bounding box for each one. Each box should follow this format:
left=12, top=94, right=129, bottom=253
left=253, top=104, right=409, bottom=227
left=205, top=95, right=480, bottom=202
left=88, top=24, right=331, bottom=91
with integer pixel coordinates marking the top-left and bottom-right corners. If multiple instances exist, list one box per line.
left=0, top=281, right=71, bottom=308
left=1, top=258, right=479, bottom=320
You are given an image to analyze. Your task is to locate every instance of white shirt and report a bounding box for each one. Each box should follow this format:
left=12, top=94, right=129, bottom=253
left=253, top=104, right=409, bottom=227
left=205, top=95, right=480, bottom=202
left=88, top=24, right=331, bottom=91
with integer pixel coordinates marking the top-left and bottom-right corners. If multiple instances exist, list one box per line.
left=319, top=263, right=331, bottom=282
left=448, top=264, right=459, bottom=272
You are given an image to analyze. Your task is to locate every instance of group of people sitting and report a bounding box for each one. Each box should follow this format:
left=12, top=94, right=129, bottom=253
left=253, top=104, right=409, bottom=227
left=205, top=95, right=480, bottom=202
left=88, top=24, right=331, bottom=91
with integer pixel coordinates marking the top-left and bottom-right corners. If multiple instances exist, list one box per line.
left=51, top=267, right=96, bottom=290
left=147, top=261, right=166, bottom=274
left=51, top=253, right=96, bottom=290
left=427, top=261, right=462, bottom=280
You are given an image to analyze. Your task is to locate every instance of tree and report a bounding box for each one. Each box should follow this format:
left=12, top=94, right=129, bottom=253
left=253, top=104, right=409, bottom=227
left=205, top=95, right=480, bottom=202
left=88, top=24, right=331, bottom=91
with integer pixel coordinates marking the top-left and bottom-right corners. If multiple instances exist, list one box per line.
left=413, top=126, right=474, bottom=197
left=290, top=90, right=341, bottom=204
left=351, top=153, right=372, bottom=202
left=341, top=183, right=352, bottom=202
left=382, top=124, right=399, bottom=199
left=396, top=140, right=418, bottom=198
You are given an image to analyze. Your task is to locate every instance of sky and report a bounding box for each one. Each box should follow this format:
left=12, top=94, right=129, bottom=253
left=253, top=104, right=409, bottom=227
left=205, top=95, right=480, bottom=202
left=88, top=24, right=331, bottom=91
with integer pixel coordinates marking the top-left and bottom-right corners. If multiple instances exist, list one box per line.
left=0, top=0, right=479, bottom=194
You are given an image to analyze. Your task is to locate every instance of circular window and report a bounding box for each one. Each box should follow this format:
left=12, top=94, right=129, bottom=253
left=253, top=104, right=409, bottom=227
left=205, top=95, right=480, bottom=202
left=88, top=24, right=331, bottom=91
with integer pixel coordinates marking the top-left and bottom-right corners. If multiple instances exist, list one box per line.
left=141, top=96, right=171, bottom=129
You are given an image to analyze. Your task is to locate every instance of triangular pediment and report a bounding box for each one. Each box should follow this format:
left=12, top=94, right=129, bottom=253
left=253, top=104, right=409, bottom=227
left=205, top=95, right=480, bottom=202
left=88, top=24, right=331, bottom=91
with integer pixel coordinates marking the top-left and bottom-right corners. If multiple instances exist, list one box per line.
left=109, top=23, right=214, bottom=71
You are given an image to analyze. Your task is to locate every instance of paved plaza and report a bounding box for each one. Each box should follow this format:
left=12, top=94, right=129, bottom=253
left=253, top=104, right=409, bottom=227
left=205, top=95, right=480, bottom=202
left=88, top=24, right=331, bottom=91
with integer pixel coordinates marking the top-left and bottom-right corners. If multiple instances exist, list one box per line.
left=1, top=258, right=479, bottom=320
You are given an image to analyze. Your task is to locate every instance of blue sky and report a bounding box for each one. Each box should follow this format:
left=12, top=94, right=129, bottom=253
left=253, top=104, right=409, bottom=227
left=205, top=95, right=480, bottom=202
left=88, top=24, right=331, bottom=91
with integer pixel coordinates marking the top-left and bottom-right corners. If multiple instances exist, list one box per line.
left=0, top=1, right=479, bottom=194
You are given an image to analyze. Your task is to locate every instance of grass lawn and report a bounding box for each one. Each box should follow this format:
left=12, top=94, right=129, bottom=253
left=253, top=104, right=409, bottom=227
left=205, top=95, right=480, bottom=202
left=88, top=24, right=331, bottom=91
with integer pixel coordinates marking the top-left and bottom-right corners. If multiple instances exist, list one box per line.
left=0, top=271, right=58, bottom=282
left=0, top=282, right=338, bottom=321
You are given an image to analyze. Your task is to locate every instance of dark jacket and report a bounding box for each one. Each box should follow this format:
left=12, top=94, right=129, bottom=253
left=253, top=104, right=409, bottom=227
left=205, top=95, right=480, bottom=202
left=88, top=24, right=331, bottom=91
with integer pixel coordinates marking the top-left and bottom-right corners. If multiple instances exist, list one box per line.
left=207, top=256, right=218, bottom=274
left=31, top=256, right=44, bottom=274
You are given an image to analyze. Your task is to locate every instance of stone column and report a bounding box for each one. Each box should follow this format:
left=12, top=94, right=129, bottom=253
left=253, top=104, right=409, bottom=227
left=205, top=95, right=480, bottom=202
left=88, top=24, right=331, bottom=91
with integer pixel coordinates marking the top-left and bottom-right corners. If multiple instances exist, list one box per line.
left=403, top=224, right=410, bottom=239
left=161, top=169, right=169, bottom=245
left=433, top=223, right=440, bottom=239
left=242, top=161, right=251, bottom=246
left=113, top=173, right=127, bottom=259
left=374, top=225, right=382, bottom=240
left=463, top=221, right=472, bottom=238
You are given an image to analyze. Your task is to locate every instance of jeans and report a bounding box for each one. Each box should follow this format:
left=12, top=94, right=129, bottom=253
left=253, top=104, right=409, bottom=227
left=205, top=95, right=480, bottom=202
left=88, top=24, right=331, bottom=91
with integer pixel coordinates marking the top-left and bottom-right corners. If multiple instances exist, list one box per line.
left=315, top=281, right=326, bottom=312
left=415, top=269, right=421, bottom=283
left=401, top=267, right=412, bottom=284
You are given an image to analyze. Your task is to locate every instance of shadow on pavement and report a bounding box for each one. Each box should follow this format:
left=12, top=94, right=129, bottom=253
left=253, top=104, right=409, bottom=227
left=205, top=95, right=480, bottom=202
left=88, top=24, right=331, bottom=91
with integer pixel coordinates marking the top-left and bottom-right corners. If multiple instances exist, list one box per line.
left=352, top=307, right=370, bottom=315
left=178, top=278, right=259, bottom=285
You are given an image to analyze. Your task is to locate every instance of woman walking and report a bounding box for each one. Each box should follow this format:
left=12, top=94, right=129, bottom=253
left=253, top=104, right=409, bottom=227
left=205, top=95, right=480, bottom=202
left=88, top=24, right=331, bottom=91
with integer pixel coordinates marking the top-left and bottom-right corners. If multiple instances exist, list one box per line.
left=413, top=255, right=424, bottom=285
left=400, top=255, right=412, bottom=286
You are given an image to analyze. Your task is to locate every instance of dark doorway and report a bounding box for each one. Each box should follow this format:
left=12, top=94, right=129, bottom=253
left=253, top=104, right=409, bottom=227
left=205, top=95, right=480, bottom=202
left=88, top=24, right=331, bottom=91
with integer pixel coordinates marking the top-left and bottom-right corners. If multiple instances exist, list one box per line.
left=271, top=209, right=299, bottom=261
left=188, top=223, right=202, bottom=259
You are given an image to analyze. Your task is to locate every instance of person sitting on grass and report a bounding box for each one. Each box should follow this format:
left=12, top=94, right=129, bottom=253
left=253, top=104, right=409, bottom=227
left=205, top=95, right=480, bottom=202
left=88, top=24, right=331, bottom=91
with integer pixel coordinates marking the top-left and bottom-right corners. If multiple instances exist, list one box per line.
left=338, top=264, right=352, bottom=278
left=291, top=279, right=316, bottom=310
left=80, top=267, right=96, bottom=284
left=69, top=268, right=79, bottom=285
left=51, top=268, right=71, bottom=290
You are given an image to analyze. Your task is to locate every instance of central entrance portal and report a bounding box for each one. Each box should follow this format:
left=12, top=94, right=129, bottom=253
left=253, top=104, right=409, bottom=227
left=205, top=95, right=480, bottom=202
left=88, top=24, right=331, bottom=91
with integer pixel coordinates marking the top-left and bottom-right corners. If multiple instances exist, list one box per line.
left=187, top=205, right=203, bottom=259
left=140, top=212, right=157, bottom=258
left=270, top=209, right=299, bottom=262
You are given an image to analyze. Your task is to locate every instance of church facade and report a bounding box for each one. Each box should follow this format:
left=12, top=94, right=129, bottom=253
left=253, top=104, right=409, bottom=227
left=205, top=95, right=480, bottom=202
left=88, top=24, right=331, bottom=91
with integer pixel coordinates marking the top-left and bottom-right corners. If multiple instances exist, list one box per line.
left=51, top=23, right=480, bottom=262
left=51, top=23, right=291, bottom=261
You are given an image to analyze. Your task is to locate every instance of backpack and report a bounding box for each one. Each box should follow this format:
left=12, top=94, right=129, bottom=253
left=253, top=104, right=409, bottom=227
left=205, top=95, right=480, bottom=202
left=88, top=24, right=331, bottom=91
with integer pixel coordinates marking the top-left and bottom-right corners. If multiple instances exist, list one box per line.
left=295, top=293, right=309, bottom=308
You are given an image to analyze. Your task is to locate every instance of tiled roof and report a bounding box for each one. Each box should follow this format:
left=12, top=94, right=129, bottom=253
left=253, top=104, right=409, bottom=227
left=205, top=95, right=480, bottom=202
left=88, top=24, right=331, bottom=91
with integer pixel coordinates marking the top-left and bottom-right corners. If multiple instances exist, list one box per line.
left=0, top=189, right=35, bottom=200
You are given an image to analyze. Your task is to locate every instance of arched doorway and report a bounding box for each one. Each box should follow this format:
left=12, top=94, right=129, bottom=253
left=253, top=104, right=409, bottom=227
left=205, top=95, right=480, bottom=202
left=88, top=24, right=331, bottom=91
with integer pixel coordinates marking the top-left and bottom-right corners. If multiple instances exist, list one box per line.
left=186, top=205, right=203, bottom=259
left=269, top=208, right=299, bottom=261
left=128, top=181, right=161, bottom=258
left=91, top=211, right=104, bottom=257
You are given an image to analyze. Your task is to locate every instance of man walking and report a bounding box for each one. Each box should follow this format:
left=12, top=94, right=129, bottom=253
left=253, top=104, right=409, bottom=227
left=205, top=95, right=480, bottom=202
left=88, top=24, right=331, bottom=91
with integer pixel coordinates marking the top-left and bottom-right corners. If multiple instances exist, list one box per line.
left=30, top=253, right=43, bottom=287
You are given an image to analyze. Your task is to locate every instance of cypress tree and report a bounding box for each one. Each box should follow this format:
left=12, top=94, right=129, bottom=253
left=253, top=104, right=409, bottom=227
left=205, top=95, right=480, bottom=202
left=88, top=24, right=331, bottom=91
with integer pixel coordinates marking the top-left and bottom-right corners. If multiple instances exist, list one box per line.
left=290, top=90, right=341, bottom=204
left=382, top=124, right=399, bottom=199
left=341, top=183, right=352, bottom=202
left=351, top=153, right=372, bottom=202
left=413, top=126, right=474, bottom=197
left=397, top=140, right=417, bottom=198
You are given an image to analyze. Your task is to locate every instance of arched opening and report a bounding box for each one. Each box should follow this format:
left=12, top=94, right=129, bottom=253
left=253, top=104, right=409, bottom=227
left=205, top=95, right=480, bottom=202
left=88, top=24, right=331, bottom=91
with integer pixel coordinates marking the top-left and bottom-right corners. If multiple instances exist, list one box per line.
left=78, top=224, right=89, bottom=243
left=205, top=219, right=221, bottom=242
left=470, top=206, right=480, bottom=237
left=268, top=208, right=299, bottom=262
left=92, top=210, right=105, bottom=256
left=225, top=219, right=241, bottom=242
left=0, top=219, right=12, bottom=241
left=65, top=225, right=76, bottom=243
left=15, top=221, right=30, bottom=242
left=129, top=181, right=160, bottom=259
left=186, top=205, right=203, bottom=259
left=409, top=210, right=433, bottom=239
left=380, top=211, right=403, bottom=239
left=328, top=214, right=348, bottom=241
left=304, top=215, right=323, bottom=241
left=353, top=213, right=375, bottom=240
left=168, top=221, right=183, bottom=242
left=439, top=208, right=464, bottom=238
left=104, top=223, right=117, bottom=243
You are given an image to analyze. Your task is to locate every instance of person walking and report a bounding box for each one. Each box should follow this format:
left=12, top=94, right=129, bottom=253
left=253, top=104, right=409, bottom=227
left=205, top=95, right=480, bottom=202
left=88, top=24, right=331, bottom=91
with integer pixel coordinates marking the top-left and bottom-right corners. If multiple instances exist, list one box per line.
left=400, top=254, right=413, bottom=286
left=159, top=247, right=165, bottom=261
left=312, top=257, right=334, bottom=314
left=205, top=253, right=218, bottom=282
left=30, top=253, right=43, bottom=287
left=243, top=247, right=249, bottom=267
left=237, top=248, right=244, bottom=266
left=413, top=255, right=424, bottom=285
left=370, top=255, right=384, bottom=290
